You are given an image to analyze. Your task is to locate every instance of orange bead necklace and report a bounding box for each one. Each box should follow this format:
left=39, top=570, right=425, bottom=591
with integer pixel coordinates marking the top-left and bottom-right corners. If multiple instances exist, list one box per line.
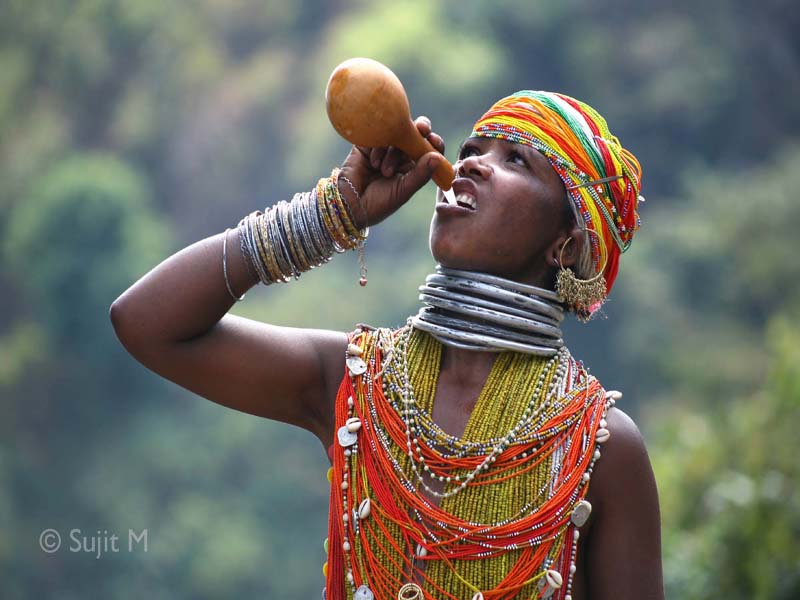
left=325, top=324, right=612, bottom=600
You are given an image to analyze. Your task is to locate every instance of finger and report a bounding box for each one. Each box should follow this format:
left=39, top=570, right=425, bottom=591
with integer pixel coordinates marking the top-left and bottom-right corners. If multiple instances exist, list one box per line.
left=369, top=147, right=387, bottom=169
left=381, top=146, right=408, bottom=176
left=354, top=145, right=371, bottom=160
left=414, top=115, right=432, bottom=138
left=413, top=116, right=445, bottom=156
left=396, top=151, right=442, bottom=202
left=427, top=132, right=445, bottom=155
left=395, top=161, right=414, bottom=175
left=341, top=145, right=374, bottom=183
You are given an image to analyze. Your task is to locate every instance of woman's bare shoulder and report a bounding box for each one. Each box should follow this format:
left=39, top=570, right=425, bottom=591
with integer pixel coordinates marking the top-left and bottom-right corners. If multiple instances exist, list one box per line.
left=584, top=403, right=665, bottom=599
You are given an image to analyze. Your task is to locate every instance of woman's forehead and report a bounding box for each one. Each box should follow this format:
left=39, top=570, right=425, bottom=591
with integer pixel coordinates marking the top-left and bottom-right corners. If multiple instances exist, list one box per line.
left=461, top=136, right=551, bottom=165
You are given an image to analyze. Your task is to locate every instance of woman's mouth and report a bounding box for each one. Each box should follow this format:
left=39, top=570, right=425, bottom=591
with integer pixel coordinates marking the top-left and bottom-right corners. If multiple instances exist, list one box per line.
left=454, top=193, right=476, bottom=210
left=438, top=178, right=479, bottom=212
left=435, top=193, right=476, bottom=216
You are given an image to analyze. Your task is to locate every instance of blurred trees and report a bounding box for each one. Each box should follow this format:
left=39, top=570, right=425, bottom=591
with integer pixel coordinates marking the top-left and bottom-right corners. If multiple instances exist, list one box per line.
left=5, top=154, right=165, bottom=368
left=1, top=0, right=797, bottom=598
left=619, top=147, right=800, bottom=600
left=654, top=318, right=800, bottom=599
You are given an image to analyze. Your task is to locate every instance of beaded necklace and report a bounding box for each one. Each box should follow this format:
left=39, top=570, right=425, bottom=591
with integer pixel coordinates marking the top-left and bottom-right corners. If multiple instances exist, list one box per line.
left=324, top=323, right=614, bottom=600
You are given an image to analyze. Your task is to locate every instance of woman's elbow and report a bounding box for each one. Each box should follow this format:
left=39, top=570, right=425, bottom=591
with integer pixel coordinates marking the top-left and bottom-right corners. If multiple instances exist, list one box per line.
left=109, top=293, right=145, bottom=353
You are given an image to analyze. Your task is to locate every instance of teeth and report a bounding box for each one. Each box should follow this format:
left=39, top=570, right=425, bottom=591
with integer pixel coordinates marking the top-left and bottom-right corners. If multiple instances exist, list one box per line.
left=455, top=194, right=476, bottom=209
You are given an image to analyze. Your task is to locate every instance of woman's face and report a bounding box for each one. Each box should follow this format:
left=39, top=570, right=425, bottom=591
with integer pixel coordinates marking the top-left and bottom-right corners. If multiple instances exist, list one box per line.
left=429, top=136, right=572, bottom=287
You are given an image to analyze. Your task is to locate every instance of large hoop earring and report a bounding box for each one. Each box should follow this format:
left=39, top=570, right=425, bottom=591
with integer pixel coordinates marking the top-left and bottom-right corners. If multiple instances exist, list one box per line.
left=555, top=229, right=608, bottom=322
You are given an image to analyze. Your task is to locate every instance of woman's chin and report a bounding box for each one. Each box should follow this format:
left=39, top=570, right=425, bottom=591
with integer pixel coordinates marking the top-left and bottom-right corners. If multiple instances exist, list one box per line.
left=429, top=242, right=466, bottom=271
left=430, top=252, right=492, bottom=274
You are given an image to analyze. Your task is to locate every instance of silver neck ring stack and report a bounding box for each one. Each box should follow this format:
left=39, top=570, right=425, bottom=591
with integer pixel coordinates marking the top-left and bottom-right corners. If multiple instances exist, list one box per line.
left=411, top=266, right=565, bottom=356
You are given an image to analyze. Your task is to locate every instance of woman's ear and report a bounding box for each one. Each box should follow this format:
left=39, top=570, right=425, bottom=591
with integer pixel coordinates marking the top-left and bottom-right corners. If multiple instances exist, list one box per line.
left=547, top=225, right=584, bottom=269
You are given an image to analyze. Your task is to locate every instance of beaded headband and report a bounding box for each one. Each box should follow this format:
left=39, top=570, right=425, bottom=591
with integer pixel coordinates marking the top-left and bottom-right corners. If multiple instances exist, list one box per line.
left=469, top=90, right=643, bottom=298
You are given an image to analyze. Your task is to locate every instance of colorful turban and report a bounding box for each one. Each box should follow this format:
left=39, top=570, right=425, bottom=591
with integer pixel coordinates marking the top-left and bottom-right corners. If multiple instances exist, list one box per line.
left=470, top=90, right=643, bottom=300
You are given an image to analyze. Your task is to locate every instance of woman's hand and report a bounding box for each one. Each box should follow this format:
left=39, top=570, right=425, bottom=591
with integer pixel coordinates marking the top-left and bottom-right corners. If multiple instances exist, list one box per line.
left=338, top=116, right=446, bottom=228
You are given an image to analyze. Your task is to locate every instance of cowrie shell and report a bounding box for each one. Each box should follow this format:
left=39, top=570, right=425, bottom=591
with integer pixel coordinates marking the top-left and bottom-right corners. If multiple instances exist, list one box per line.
left=571, top=500, right=592, bottom=527
left=546, top=569, right=563, bottom=589
left=596, top=428, right=611, bottom=444
left=358, top=498, right=371, bottom=519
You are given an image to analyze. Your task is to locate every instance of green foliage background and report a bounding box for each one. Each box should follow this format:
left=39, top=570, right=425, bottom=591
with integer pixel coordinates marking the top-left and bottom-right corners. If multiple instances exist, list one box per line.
left=1, top=1, right=798, bottom=598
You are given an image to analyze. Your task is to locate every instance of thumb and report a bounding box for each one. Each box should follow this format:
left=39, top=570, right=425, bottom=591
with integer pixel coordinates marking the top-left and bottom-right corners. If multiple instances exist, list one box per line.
left=396, top=152, right=442, bottom=201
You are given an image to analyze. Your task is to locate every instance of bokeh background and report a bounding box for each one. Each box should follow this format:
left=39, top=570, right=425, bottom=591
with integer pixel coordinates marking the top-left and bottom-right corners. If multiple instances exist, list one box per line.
left=2, top=0, right=798, bottom=598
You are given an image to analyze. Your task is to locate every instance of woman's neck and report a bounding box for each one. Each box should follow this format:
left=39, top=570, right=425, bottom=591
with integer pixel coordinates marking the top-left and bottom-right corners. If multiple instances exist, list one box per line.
left=439, top=345, right=497, bottom=386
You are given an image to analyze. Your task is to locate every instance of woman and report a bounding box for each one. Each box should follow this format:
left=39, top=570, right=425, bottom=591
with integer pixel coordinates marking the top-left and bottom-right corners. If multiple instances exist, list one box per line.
left=111, top=90, right=663, bottom=600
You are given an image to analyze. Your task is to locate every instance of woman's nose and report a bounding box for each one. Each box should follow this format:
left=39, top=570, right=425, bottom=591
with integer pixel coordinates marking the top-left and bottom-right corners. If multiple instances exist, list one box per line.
left=456, top=154, right=493, bottom=179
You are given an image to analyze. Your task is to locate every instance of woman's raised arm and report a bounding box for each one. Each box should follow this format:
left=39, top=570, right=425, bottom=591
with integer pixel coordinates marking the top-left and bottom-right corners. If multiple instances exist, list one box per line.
left=109, top=228, right=348, bottom=447
left=109, top=116, right=446, bottom=449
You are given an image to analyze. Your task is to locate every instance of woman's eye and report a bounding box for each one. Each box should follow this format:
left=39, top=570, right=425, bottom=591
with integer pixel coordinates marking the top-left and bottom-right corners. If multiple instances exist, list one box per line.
left=508, top=152, right=526, bottom=166
left=459, top=146, right=479, bottom=159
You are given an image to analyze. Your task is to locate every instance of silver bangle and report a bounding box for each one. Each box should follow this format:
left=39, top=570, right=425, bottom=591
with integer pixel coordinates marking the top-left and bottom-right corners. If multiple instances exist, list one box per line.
left=411, top=265, right=566, bottom=356
left=416, top=293, right=562, bottom=338
left=410, top=313, right=560, bottom=355
left=234, top=177, right=367, bottom=286
left=223, top=228, right=246, bottom=301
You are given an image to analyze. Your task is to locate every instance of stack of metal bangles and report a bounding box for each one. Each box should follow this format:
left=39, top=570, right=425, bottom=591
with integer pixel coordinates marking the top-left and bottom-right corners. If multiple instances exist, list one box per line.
left=233, top=168, right=368, bottom=287
left=411, top=266, right=566, bottom=356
